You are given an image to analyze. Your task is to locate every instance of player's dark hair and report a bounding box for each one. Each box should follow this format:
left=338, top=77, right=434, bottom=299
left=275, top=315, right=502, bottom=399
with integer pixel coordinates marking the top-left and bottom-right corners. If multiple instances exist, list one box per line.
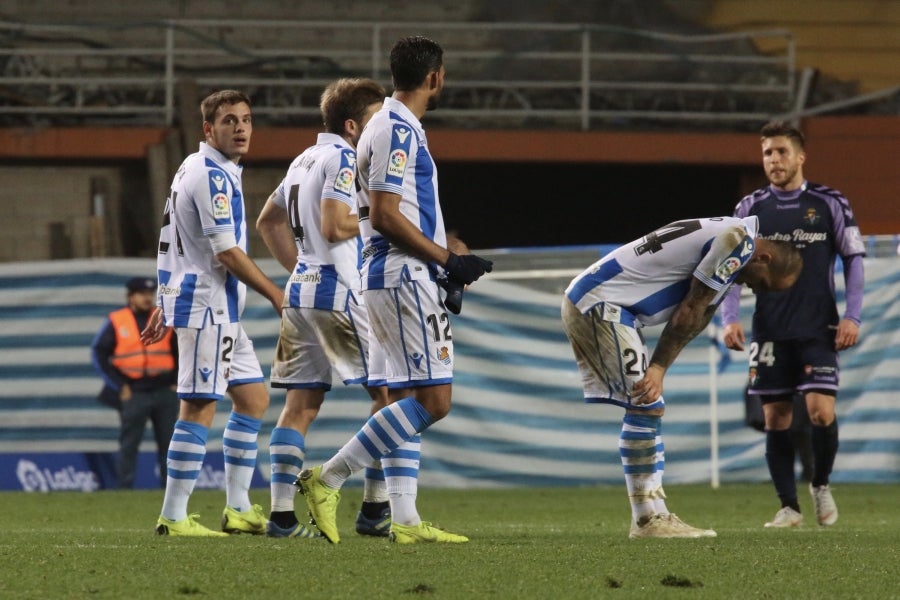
left=200, top=90, right=252, bottom=124
left=390, top=36, right=443, bottom=91
left=768, top=239, right=804, bottom=282
left=760, top=120, right=805, bottom=150
left=320, top=78, right=386, bottom=135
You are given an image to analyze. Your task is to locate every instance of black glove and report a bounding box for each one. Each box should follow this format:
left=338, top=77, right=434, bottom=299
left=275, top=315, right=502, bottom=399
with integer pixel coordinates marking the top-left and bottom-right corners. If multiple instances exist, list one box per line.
left=440, top=278, right=465, bottom=315
left=444, top=252, right=493, bottom=286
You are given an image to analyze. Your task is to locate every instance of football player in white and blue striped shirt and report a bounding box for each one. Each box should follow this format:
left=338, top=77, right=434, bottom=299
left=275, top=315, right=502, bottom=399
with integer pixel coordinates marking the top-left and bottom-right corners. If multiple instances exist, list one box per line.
left=143, top=90, right=284, bottom=537
left=295, top=36, right=492, bottom=545
left=256, top=78, right=390, bottom=539
left=563, top=216, right=802, bottom=538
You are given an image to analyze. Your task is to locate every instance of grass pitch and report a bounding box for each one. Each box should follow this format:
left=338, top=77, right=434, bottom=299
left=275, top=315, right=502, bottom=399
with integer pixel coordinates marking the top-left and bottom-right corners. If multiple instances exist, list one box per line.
left=2, top=483, right=898, bottom=599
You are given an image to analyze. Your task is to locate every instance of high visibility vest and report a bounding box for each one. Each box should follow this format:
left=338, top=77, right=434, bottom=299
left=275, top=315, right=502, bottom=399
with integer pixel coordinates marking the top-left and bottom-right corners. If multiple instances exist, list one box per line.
left=109, top=307, right=175, bottom=379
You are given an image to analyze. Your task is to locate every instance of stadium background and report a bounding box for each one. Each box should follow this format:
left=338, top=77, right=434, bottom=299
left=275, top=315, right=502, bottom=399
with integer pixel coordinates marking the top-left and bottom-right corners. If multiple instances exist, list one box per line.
left=0, top=0, right=898, bottom=490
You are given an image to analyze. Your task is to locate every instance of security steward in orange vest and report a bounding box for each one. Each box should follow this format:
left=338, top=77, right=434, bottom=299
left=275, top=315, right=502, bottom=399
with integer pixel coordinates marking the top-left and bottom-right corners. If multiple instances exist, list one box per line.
left=91, top=277, right=178, bottom=489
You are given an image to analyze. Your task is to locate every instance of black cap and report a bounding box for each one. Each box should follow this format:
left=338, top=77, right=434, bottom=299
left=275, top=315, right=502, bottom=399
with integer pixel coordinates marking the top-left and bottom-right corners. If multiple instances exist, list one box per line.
left=126, top=277, right=157, bottom=294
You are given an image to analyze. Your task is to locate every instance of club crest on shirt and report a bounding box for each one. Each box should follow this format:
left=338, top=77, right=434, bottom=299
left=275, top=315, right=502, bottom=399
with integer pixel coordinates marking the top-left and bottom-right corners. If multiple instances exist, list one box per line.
left=437, top=346, right=452, bottom=365
left=212, top=193, right=231, bottom=219
left=387, top=149, right=407, bottom=178
left=714, top=257, right=742, bottom=282
left=804, top=207, right=820, bottom=225
left=748, top=367, right=758, bottom=386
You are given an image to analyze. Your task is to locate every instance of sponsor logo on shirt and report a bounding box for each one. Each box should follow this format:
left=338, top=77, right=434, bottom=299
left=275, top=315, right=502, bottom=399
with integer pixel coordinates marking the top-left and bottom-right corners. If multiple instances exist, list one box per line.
left=760, top=230, right=828, bottom=244
left=394, top=127, right=411, bottom=144
left=289, top=272, right=323, bottom=284
left=211, top=173, right=226, bottom=191
left=212, top=193, right=231, bottom=219
left=158, top=284, right=181, bottom=296
left=715, top=257, right=742, bottom=282
left=387, top=149, right=407, bottom=178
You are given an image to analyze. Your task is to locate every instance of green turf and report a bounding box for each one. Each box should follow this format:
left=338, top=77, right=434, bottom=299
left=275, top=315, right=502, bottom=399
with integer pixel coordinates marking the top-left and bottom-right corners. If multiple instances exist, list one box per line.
left=1, top=484, right=898, bottom=599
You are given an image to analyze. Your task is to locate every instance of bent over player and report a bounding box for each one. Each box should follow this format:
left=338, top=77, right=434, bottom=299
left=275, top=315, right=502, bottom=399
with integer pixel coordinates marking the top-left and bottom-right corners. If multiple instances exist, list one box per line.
left=143, top=90, right=284, bottom=536
left=721, top=121, right=865, bottom=529
left=562, top=216, right=802, bottom=538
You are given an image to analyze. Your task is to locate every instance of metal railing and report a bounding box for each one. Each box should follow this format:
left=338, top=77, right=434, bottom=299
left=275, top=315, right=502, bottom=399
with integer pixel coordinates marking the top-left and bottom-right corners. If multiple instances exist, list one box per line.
left=0, top=19, right=798, bottom=130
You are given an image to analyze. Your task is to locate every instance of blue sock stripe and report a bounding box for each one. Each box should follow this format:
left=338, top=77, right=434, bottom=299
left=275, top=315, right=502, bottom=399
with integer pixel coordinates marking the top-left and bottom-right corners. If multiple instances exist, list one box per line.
left=270, top=426, right=305, bottom=450
left=623, top=464, right=657, bottom=474
left=226, top=411, right=263, bottom=433
left=167, top=450, right=205, bottom=462
left=172, top=420, right=209, bottom=445
left=619, top=446, right=659, bottom=459
left=620, top=430, right=656, bottom=441
left=383, top=466, right=420, bottom=478
left=367, top=414, right=401, bottom=448
left=623, top=413, right=661, bottom=430
left=270, top=453, right=304, bottom=468
left=167, top=468, right=201, bottom=479
left=223, top=438, right=259, bottom=451
left=364, top=467, right=385, bottom=481
left=271, top=472, right=300, bottom=484
left=396, top=397, right=433, bottom=429
left=355, top=429, right=384, bottom=459
left=388, top=448, right=421, bottom=460
left=382, top=407, right=412, bottom=439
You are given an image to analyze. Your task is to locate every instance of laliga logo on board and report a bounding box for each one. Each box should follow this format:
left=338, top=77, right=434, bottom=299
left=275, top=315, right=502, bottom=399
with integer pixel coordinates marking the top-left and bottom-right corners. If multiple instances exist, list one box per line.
left=16, top=459, right=100, bottom=492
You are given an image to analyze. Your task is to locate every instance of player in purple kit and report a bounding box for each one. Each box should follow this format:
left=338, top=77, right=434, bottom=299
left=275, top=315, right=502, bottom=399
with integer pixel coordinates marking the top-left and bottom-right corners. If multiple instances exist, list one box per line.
left=721, top=121, right=865, bottom=528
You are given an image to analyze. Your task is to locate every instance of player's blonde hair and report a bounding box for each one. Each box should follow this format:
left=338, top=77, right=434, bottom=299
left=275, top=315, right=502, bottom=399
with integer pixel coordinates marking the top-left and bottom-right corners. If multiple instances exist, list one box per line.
left=320, top=78, right=385, bottom=135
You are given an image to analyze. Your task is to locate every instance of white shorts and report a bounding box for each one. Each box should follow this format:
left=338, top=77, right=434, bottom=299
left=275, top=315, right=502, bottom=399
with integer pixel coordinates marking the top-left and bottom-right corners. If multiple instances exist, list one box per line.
left=176, top=322, right=264, bottom=401
left=561, top=298, right=664, bottom=411
left=365, top=279, right=453, bottom=388
left=270, top=295, right=371, bottom=390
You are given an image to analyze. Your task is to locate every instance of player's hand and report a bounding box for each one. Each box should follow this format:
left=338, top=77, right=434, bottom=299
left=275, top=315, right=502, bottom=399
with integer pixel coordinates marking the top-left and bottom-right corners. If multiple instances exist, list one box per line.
left=270, top=290, right=285, bottom=318
left=119, top=384, right=132, bottom=402
left=835, top=318, right=859, bottom=351
left=444, top=252, right=493, bottom=286
left=723, top=322, right=746, bottom=351
left=632, top=364, right=665, bottom=405
left=140, top=307, right=170, bottom=345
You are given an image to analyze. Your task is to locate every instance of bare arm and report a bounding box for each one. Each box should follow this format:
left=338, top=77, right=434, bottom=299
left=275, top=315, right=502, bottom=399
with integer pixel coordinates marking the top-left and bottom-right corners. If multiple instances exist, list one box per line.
left=256, top=192, right=298, bottom=273
left=216, top=246, right=284, bottom=316
left=321, top=198, right=360, bottom=243
left=632, top=277, right=718, bottom=403
left=369, top=189, right=451, bottom=266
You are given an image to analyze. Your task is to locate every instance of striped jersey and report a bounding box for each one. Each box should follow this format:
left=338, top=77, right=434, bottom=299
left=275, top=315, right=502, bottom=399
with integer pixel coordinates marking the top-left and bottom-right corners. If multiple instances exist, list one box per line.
left=732, top=181, right=865, bottom=339
left=156, top=142, right=248, bottom=328
left=566, top=216, right=759, bottom=327
left=272, top=132, right=361, bottom=311
left=356, top=97, right=447, bottom=290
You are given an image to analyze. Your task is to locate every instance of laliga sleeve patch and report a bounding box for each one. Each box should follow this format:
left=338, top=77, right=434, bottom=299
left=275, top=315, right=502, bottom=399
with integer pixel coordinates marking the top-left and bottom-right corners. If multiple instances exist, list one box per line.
left=212, top=193, right=231, bottom=220
left=714, top=235, right=754, bottom=283
left=333, top=149, right=356, bottom=195
left=714, top=257, right=742, bottom=282
left=207, top=168, right=232, bottom=221
left=386, top=124, right=413, bottom=182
